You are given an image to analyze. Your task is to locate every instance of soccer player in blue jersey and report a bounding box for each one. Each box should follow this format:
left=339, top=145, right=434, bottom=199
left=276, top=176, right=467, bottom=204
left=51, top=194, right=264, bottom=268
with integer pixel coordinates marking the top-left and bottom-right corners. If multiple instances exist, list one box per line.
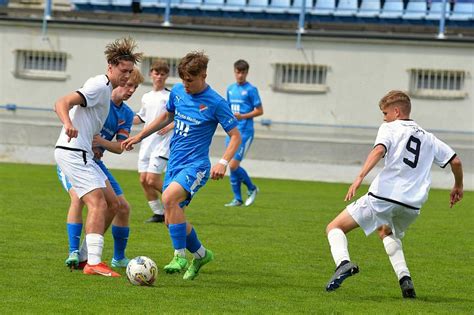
left=224, top=59, right=263, bottom=207
left=59, top=68, right=144, bottom=270
left=122, top=51, right=241, bottom=280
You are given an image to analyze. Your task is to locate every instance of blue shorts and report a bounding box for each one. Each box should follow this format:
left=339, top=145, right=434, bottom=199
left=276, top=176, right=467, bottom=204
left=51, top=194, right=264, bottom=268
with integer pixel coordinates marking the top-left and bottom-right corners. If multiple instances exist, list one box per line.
left=56, top=160, right=123, bottom=196
left=163, top=163, right=210, bottom=208
left=226, top=131, right=254, bottom=162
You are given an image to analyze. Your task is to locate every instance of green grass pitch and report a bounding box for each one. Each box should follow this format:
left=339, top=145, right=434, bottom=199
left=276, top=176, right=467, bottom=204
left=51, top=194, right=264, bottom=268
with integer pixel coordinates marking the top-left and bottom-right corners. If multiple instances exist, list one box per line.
left=0, top=162, right=472, bottom=314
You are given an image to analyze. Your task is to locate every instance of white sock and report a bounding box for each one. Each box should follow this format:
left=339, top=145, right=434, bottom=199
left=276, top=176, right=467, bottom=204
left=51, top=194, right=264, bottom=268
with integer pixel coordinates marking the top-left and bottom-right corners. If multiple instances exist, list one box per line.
left=79, top=238, right=88, bottom=262
left=193, top=246, right=207, bottom=259
left=148, top=200, right=164, bottom=215
left=174, top=249, right=186, bottom=258
left=86, top=233, right=104, bottom=265
left=327, top=228, right=350, bottom=267
left=383, top=235, right=410, bottom=280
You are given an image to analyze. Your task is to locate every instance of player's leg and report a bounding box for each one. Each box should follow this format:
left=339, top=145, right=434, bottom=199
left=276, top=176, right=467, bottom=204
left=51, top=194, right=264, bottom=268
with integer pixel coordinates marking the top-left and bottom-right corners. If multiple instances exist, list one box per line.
left=234, top=133, right=258, bottom=206
left=82, top=187, right=120, bottom=277
left=225, top=159, right=243, bottom=206
left=144, top=172, right=165, bottom=222
left=111, top=195, right=131, bottom=267
left=65, top=188, right=84, bottom=269
left=325, top=209, right=360, bottom=291
left=183, top=222, right=214, bottom=280
left=162, top=182, right=189, bottom=274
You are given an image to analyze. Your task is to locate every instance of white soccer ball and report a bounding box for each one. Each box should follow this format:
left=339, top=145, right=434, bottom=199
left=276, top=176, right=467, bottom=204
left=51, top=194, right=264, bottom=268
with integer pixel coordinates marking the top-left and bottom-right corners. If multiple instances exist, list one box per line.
left=126, top=256, right=158, bottom=286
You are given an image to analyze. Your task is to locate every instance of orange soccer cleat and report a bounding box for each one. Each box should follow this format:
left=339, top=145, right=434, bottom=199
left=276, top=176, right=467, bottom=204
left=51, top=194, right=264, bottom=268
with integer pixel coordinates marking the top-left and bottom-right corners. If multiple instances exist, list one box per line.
left=83, top=262, right=121, bottom=277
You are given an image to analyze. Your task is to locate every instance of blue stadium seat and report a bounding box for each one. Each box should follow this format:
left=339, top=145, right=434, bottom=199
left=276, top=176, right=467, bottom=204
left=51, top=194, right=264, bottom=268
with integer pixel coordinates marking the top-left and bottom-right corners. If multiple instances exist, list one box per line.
left=201, top=0, right=225, bottom=11
left=111, top=0, right=132, bottom=11
left=178, top=0, right=202, bottom=9
left=222, top=0, right=247, bottom=12
left=334, top=0, right=358, bottom=16
left=402, top=0, right=427, bottom=20
left=156, top=0, right=181, bottom=9
left=90, top=0, right=112, bottom=10
left=426, top=0, right=450, bottom=20
left=71, top=0, right=93, bottom=10
left=379, top=0, right=404, bottom=18
left=288, top=0, right=313, bottom=14
left=265, top=0, right=291, bottom=13
left=449, top=0, right=474, bottom=21
left=244, top=0, right=269, bottom=12
left=356, top=0, right=380, bottom=17
left=310, top=0, right=336, bottom=15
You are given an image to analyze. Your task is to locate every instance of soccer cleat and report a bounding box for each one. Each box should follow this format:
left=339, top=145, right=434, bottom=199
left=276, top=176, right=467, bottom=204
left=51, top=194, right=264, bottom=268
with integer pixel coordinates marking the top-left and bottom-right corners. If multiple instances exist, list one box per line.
left=65, top=250, right=80, bottom=270
left=244, top=186, right=259, bottom=206
left=224, top=199, right=243, bottom=207
left=163, top=255, right=188, bottom=274
left=183, top=249, right=214, bottom=280
left=83, top=262, right=121, bottom=277
left=399, top=276, right=416, bottom=298
left=145, top=214, right=165, bottom=223
left=326, top=260, right=359, bottom=291
left=78, top=260, right=88, bottom=270
left=111, top=257, right=130, bottom=268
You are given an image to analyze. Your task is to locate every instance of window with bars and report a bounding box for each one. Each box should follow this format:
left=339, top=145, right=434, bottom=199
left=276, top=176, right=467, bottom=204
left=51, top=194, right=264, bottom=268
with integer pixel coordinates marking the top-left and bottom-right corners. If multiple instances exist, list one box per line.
left=273, top=63, right=329, bottom=93
left=141, top=57, right=181, bottom=86
left=15, top=50, right=68, bottom=80
left=409, top=68, right=468, bottom=99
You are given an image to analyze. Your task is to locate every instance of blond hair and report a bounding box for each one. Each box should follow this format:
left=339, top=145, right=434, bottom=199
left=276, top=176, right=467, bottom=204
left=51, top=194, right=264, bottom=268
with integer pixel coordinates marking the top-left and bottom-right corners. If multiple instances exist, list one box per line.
left=129, top=67, right=144, bottom=86
left=104, top=37, right=143, bottom=66
left=379, top=90, right=411, bottom=116
left=178, top=51, right=209, bottom=79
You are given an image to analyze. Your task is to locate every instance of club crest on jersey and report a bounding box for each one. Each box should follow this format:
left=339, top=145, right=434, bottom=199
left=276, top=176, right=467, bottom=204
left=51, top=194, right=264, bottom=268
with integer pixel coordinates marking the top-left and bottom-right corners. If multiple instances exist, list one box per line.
left=199, top=104, right=208, bottom=112
left=241, top=91, right=248, bottom=96
left=118, top=119, right=125, bottom=126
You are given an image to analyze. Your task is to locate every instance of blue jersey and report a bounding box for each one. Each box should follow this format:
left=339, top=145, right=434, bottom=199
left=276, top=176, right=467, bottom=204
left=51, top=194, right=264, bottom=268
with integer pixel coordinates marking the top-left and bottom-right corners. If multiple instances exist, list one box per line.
left=166, top=83, right=238, bottom=170
left=97, top=100, right=134, bottom=154
left=226, top=81, right=262, bottom=133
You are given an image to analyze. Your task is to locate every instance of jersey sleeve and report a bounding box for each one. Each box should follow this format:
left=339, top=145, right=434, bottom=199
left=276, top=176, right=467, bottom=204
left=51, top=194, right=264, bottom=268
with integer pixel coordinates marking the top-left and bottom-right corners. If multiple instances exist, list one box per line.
left=216, top=100, right=238, bottom=132
left=432, top=135, right=456, bottom=168
left=76, top=77, right=106, bottom=108
left=249, top=86, right=262, bottom=108
left=116, top=108, right=134, bottom=141
left=167, top=90, right=175, bottom=113
left=374, top=123, right=392, bottom=154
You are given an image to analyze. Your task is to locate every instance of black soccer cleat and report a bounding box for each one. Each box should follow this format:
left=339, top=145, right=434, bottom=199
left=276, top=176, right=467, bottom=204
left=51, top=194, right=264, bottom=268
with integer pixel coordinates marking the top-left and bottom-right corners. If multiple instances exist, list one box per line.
left=145, top=214, right=165, bottom=223
left=326, top=260, right=359, bottom=291
left=399, top=276, right=416, bottom=298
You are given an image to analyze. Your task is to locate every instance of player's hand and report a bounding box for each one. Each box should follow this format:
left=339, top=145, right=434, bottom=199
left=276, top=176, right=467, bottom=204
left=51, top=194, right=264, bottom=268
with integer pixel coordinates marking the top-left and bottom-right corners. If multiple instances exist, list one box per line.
left=64, top=123, right=78, bottom=142
left=449, top=185, right=463, bottom=208
left=92, top=134, right=103, bottom=147
left=210, top=163, right=226, bottom=180
left=234, top=113, right=243, bottom=120
left=345, top=177, right=363, bottom=201
left=92, top=147, right=103, bottom=160
left=121, top=135, right=141, bottom=151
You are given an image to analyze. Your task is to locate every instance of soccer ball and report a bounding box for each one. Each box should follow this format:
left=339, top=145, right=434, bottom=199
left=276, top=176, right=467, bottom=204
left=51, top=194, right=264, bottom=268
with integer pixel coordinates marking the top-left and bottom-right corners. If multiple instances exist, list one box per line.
left=126, top=256, right=158, bottom=286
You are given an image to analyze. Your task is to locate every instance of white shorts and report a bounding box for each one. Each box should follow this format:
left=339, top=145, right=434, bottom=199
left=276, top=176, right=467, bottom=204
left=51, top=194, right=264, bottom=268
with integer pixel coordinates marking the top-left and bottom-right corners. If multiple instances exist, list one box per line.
left=347, top=194, right=420, bottom=239
left=54, top=148, right=107, bottom=198
left=138, top=153, right=168, bottom=174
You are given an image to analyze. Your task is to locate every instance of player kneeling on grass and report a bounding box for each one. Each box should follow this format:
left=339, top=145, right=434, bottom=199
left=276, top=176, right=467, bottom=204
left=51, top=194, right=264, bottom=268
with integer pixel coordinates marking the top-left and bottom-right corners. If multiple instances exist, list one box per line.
left=54, top=37, right=143, bottom=277
left=122, top=51, right=241, bottom=280
left=325, top=90, right=463, bottom=298
left=59, top=68, right=145, bottom=271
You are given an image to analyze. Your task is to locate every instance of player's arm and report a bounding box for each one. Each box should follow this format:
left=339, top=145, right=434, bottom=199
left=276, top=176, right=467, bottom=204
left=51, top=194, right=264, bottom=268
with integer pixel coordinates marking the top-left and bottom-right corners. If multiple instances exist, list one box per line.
left=93, top=135, right=124, bottom=154
left=122, top=111, right=174, bottom=150
left=448, top=156, right=463, bottom=208
left=54, top=92, right=84, bottom=141
left=210, top=127, right=241, bottom=180
left=345, top=144, right=385, bottom=201
left=236, top=105, right=264, bottom=120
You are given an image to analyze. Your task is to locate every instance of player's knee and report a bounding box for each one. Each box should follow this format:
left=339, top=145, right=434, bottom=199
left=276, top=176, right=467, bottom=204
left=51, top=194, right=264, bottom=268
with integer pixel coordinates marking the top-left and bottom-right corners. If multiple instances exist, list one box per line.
left=377, top=226, right=392, bottom=240
left=117, top=200, right=131, bottom=216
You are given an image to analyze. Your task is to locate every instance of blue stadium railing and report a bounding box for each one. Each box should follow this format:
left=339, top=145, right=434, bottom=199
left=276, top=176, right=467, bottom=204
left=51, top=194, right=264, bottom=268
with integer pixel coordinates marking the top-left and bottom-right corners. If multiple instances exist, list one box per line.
left=69, top=0, right=474, bottom=25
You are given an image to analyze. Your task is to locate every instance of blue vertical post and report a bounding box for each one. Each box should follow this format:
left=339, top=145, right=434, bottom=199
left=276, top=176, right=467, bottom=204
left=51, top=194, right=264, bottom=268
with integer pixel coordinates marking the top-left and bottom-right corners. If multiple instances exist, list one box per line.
left=163, top=0, right=172, bottom=26
left=296, top=0, right=307, bottom=49
left=437, top=0, right=448, bottom=39
left=41, top=0, right=52, bottom=38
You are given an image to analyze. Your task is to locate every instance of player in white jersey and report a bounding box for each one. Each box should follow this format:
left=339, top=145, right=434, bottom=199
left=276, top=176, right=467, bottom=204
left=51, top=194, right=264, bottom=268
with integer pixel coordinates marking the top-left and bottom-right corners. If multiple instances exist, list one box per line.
left=54, top=37, right=143, bottom=277
left=133, top=59, right=173, bottom=223
left=324, top=90, right=463, bottom=298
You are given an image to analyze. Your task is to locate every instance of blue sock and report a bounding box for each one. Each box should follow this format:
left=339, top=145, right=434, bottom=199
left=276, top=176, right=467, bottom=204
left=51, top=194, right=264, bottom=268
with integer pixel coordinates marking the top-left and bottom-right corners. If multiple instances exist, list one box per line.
left=169, top=223, right=187, bottom=250
left=230, top=170, right=243, bottom=202
left=235, top=166, right=256, bottom=191
left=112, top=225, right=130, bottom=261
left=186, top=228, right=202, bottom=253
left=67, top=223, right=82, bottom=253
